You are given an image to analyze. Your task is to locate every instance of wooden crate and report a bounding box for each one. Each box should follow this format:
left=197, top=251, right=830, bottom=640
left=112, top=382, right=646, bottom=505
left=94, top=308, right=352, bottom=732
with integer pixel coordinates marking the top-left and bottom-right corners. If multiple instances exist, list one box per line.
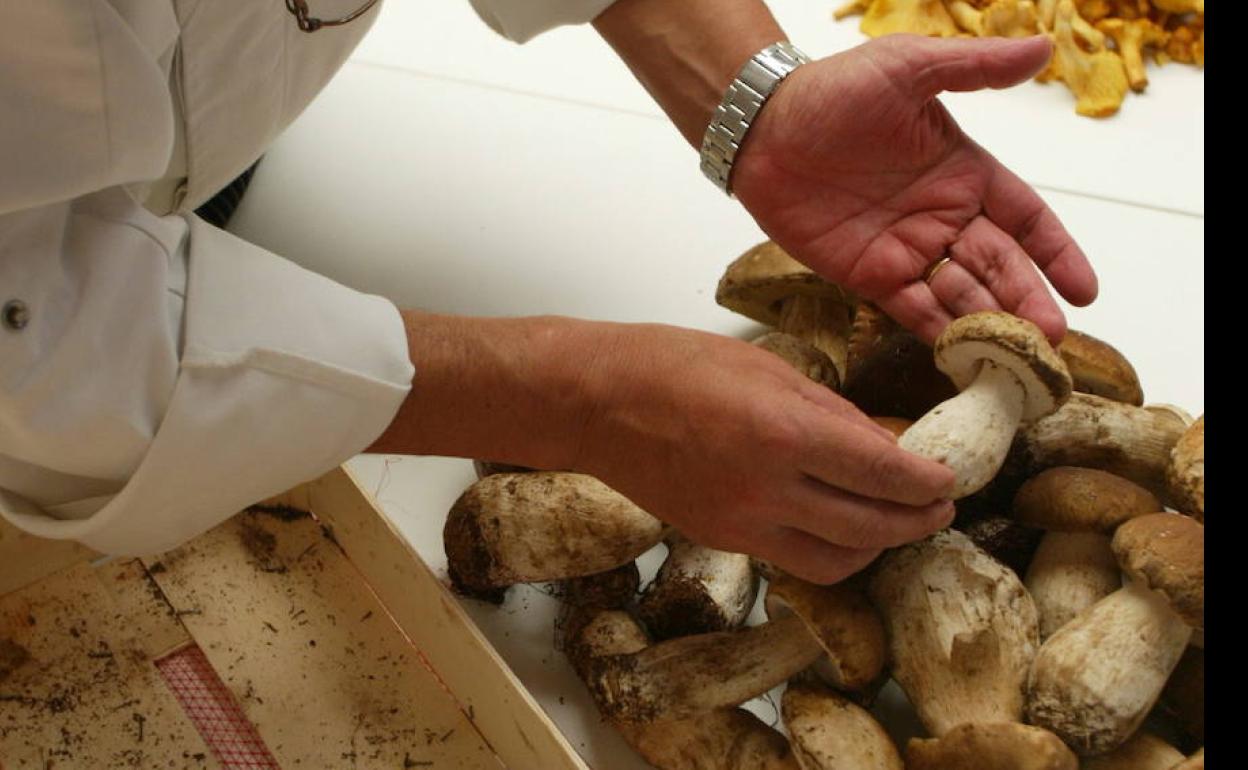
left=0, top=466, right=588, bottom=770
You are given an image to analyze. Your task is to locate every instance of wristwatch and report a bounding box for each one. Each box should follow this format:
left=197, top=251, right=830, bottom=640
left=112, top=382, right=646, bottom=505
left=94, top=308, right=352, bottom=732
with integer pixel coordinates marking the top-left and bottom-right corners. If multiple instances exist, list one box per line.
left=699, top=41, right=813, bottom=195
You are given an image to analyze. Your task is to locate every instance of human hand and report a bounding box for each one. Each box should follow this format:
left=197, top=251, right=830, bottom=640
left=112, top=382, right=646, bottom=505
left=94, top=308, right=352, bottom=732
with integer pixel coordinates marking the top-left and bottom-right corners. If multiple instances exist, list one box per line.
left=731, top=34, right=1099, bottom=345
left=571, top=322, right=956, bottom=584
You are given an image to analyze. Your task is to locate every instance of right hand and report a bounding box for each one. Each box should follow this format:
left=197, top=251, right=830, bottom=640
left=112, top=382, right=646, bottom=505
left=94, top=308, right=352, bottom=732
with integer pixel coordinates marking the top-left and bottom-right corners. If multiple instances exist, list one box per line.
left=569, top=322, right=956, bottom=584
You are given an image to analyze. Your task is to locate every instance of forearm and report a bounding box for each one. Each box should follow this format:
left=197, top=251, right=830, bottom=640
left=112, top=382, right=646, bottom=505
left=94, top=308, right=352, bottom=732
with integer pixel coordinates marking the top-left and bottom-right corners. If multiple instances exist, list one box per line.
left=593, top=0, right=786, bottom=147
left=366, top=312, right=607, bottom=469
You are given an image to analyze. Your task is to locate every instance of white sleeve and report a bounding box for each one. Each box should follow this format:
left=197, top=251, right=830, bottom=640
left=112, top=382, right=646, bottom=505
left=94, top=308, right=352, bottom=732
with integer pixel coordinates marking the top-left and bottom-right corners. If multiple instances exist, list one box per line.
left=466, top=0, right=620, bottom=42
left=0, top=190, right=413, bottom=557
left=0, top=1, right=413, bottom=556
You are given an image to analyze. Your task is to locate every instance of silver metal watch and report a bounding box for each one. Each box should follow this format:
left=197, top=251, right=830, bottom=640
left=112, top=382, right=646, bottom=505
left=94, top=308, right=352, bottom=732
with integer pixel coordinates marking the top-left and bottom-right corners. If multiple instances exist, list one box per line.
left=700, top=41, right=813, bottom=195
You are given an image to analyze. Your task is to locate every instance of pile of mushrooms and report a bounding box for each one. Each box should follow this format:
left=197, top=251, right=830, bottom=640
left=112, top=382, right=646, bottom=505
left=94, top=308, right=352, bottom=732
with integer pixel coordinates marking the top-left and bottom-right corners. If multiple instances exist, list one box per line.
left=833, top=0, right=1204, bottom=117
left=440, top=241, right=1204, bottom=769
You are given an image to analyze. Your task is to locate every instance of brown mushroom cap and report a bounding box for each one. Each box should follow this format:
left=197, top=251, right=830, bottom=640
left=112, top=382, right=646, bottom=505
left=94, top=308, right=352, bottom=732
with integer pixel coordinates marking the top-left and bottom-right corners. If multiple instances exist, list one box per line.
left=443, top=472, right=663, bottom=600
left=1166, top=416, right=1204, bottom=520
left=716, top=241, right=852, bottom=326
left=764, top=573, right=887, bottom=694
left=753, top=332, right=841, bottom=390
left=1057, top=330, right=1144, bottom=406
left=904, top=722, right=1077, bottom=770
left=782, top=680, right=903, bottom=770
left=1013, top=467, right=1161, bottom=533
left=934, top=312, right=1073, bottom=422
left=1112, top=513, right=1203, bottom=630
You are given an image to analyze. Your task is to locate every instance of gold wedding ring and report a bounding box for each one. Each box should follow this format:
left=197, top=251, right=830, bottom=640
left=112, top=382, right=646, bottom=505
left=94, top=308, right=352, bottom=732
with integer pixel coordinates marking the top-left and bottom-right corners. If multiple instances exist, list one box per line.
left=922, top=255, right=954, bottom=284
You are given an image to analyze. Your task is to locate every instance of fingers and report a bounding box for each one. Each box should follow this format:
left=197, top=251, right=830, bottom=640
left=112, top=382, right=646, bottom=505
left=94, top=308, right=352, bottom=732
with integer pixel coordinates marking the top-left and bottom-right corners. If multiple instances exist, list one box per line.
left=889, top=35, right=1055, bottom=100
left=796, top=405, right=956, bottom=505
left=753, top=527, right=883, bottom=585
left=876, top=280, right=955, bottom=346
left=935, top=215, right=1069, bottom=342
left=786, top=475, right=956, bottom=550
left=982, top=160, right=1099, bottom=308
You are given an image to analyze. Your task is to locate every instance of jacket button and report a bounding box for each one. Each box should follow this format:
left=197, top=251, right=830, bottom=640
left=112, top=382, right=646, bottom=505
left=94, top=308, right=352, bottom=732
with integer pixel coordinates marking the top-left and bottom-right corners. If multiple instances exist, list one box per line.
left=2, top=300, right=29, bottom=331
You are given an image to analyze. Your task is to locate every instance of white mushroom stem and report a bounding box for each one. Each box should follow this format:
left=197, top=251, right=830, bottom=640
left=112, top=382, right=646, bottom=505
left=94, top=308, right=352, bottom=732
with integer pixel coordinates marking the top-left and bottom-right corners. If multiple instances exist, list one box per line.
left=589, top=613, right=823, bottom=724
left=1026, top=578, right=1193, bottom=756
left=637, top=534, right=758, bottom=640
left=1012, top=393, right=1187, bottom=499
left=899, top=361, right=1026, bottom=498
left=868, top=530, right=1040, bottom=736
left=1024, top=531, right=1122, bottom=640
left=568, top=610, right=799, bottom=770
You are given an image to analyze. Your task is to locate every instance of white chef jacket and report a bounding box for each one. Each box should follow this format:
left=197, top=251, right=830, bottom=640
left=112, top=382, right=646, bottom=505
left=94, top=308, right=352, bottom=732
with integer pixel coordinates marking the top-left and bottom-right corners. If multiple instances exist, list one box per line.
left=0, top=0, right=615, bottom=556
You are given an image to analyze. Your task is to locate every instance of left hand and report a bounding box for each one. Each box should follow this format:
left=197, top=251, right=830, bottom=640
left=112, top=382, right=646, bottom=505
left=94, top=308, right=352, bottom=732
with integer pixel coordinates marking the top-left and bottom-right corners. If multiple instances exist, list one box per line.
left=731, top=34, right=1099, bottom=345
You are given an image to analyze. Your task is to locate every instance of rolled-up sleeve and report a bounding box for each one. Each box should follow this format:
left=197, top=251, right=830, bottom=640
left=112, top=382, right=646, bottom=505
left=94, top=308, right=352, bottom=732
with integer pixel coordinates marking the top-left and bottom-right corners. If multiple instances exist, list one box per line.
left=466, top=0, right=620, bottom=42
left=0, top=192, right=413, bottom=556
left=0, top=0, right=413, bottom=556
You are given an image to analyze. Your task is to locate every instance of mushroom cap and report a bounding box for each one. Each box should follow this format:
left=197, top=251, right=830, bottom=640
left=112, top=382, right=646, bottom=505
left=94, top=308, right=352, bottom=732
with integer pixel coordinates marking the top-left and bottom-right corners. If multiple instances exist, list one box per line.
left=782, top=680, right=903, bottom=770
left=1057, top=329, right=1144, bottom=406
left=1013, top=467, right=1161, bottom=533
left=716, top=241, right=853, bottom=327
left=933, top=312, right=1072, bottom=423
left=1111, top=513, right=1203, bottom=629
left=904, top=722, right=1078, bottom=770
left=763, top=573, right=887, bottom=693
left=1166, top=416, right=1204, bottom=520
left=753, top=332, right=841, bottom=391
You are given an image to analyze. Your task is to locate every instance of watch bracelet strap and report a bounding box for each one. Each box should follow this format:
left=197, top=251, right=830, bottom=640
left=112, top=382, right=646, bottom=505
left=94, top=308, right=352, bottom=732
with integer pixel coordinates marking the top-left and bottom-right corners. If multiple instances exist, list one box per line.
left=700, top=41, right=812, bottom=195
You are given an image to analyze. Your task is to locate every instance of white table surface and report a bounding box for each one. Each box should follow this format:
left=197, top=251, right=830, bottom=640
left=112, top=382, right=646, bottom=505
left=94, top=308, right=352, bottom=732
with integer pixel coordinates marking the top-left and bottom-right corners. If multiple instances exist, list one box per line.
left=229, top=3, right=1204, bottom=767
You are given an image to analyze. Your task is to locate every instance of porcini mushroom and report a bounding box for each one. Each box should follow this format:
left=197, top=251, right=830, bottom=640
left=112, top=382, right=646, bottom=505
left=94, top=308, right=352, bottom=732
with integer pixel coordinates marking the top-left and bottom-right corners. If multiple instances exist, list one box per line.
left=904, top=722, right=1078, bottom=770
left=752, top=332, right=841, bottom=391
left=1056, top=330, right=1143, bottom=405
left=566, top=609, right=800, bottom=770
left=1165, top=416, right=1203, bottom=520
left=1024, top=531, right=1121, bottom=639
left=588, top=574, right=885, bottom=723
left=897, top=311, right=1072, bottom=498
left=1037, top=1, right=1128, bottom=117
left=1013, top=466, right=1160, bottom=533
left=443, top=472, right=664, bottom=601
left=636, top=533, right=758, bottom=641
left=1026, top=513, right=1203, bottom=755
left=1081, top=732, right=1186, bottom=770
left=1005, top=393, right=1188, bottom=500
left=781, top=680, right=903, bottom=770
left=868, top=529, right=1040, bottom=735
left=717, top=242, right=855, bottom=379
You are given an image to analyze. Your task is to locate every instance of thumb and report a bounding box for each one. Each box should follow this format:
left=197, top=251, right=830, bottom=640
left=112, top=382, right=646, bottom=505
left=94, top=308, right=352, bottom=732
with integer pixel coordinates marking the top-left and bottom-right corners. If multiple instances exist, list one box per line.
left=897, top=34, right=1054, bottom=100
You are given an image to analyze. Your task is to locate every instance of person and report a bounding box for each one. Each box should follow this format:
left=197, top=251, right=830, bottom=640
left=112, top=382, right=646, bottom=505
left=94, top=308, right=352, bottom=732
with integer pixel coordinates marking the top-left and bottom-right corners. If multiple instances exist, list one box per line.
left=0, top=0, right=1097, bottom=585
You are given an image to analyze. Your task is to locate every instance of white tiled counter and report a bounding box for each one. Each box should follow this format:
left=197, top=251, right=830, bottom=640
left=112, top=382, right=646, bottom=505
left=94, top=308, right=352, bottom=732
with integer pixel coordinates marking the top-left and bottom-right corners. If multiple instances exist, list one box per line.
left=229, top=3, right=1204, bottom=768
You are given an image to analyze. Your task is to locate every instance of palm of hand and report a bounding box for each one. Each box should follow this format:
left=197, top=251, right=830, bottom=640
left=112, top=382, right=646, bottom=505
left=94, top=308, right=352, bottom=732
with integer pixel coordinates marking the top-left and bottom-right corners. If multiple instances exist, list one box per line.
left=732, top=35, right=1098, bottom=345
